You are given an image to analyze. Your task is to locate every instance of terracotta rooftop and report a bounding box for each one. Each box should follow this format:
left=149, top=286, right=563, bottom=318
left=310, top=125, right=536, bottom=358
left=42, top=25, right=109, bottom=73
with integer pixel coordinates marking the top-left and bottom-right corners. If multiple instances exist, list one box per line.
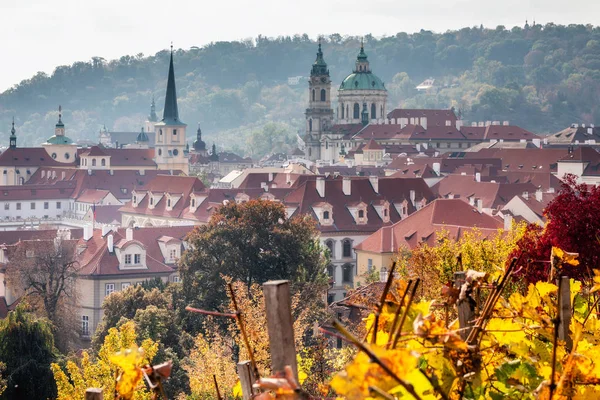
left=0, top=147, right=75, bottom=167
left=355, top=198, right=503, bottom=253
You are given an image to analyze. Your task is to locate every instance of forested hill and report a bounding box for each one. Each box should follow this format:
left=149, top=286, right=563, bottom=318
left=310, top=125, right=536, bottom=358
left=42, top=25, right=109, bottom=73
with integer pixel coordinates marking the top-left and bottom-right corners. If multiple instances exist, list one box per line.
left=1, top=23, right=600, bottom=158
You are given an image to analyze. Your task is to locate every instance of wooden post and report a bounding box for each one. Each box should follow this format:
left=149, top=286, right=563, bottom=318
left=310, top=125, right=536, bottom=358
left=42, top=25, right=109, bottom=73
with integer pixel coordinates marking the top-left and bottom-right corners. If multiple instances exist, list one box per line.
left=85, top=388, right=103, bottom=400
left=263, top=280, right=298, bottom=381
left=558, top=276, right=573, bottom=351
left=237, top=360, right=257, bottom=400
left=454, top=271, right=475, bottom=340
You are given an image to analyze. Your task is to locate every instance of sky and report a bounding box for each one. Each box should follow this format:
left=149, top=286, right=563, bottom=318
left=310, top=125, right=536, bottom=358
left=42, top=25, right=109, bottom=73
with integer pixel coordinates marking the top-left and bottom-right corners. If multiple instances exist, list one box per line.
left=0, top=0, right=598, bottom=92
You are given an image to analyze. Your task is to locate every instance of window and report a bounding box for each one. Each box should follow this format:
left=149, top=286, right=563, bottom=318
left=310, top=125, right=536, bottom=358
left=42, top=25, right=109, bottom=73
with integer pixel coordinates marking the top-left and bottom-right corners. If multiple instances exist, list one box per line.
left=325, top=240, right=334, bottom=256
left=44, top=202, right=49, bottom=210
left=327, top=265, right=335, bottom=280
left=323, top=210, right=330, bottom=220
left=358, top=209, right=364, bottom=218
left=125, top=254, right=132, bottom=264
left=92, top=159, right=96, bottom=166
left=167, top=199, right=171, bottom=208
left=371, top=103, right=376, bottom=119
left=81, top=315, right=89, bottom=336
left=101, top=158, right=106, bottom=166
left=353, top=103, right=360, bottom=119
left=16, top=203, right=21, bottom=210
left=121, top=282, right=131, bottom=290
left=327, top=294, right=335, bottom=305
left=173, top=129, right=177, bottom=136
left=342, top=264, right=353, bottom=284
left=309, top=119, right=312, bottom=132
left=191, top=199, right=195, bottom=207
left=133, top=196, right=137, bottom=204
left=26, top=250, right=35, bottom=258
left=383, top=208, right=388, bottom=217
left=3, top=204, right=8, bottom=210
left=105, top=283, right=115, bottom=296
left=169, top=248, right=178, bottom=261
left=341, top=103, right=345, bottom=119
left=312, top=89, right=315, bottom=102
left=30, top=202, right=35, bottom=210
left=368, top=259, right=373, bottom=272
left=320, top=89, right=326, bottom=102
left=172, top=276, right=180, bottom=283
left=158, top=149, right=162, bottom=156
left=51, top=153, right=57, bottom=159
left=65, top=153, right=70, bottom=160
left=173, top=149, right=179, bottom=156
left=150, top=197, right=154, bottom=205
left=343, top=239, right=352, bottom=258
left=134, top=254, right=141, bottom=264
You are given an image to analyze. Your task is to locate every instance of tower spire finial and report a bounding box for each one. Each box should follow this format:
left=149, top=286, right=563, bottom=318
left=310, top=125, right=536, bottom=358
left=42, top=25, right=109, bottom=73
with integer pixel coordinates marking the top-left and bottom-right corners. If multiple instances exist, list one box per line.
left=58, top=105, right=62, bottom=124
left=11, top=117, right=15, bottom=135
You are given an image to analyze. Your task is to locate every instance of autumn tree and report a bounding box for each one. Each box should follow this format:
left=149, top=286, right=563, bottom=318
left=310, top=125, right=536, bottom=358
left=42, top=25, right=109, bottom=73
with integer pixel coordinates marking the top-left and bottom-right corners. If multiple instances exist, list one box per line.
left=0, top=305, right=57, bottom=399
left=514, top=175, right=600, bottom=283
left=180, top=199, right=328, bottom=315
left=5, top=237, right=79, bottom=351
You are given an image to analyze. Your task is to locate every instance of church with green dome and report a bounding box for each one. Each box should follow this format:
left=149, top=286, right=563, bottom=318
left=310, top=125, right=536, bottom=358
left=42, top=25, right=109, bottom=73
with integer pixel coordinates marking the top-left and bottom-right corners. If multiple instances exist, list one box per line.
left=305, top=40, right=388, bottom=161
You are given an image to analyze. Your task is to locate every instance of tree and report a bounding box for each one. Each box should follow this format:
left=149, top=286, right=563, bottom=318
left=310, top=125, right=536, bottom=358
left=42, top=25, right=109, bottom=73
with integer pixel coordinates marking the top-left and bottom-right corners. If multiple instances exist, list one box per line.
left=5, top=237, right=79, bottom=351
left=0, top=305, right=57, bottom=399
left=180, top=199, right=328, bottom=313
left=514, top=175, right=600, bottom=283
left=52, top=321, right=158, bottom=400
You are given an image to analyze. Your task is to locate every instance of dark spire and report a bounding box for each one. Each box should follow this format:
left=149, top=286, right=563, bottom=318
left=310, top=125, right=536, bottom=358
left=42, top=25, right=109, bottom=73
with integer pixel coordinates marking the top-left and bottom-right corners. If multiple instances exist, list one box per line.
left=193, top=122, right=206, bottom=152
left=162, top=45, right=183, bottom=125
left=9, top=117, right=16, bottom=149
left=136, top=127, right=149, bottom=143
left=210, top=143, right=219, bottom=161
left=149, top=96, right=158, bottom=122
left=310, top=37, right=329, bottom=77
left=56, top=105, right=64, bottom=128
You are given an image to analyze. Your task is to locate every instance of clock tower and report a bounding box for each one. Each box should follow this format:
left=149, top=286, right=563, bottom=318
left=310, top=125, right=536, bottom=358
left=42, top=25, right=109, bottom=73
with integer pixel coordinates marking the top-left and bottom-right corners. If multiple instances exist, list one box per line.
left=305, top=40, right=333, bottom=161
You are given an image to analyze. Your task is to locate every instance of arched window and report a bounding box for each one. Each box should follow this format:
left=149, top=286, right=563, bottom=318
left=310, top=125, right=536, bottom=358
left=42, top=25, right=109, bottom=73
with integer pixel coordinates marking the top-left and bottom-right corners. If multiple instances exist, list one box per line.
left=191, top=199, right=196, bottom=208
left=309, top=119, right=313, bottom=132
left=150, top=197, right=154, bottom=205
left=167, top=199, right=171, bottom=207
left=341, top=103, right=345, bottom=119
left=353, top=103, right=360, bottom=119
left=346, top=105, right=349, bottom=118
left=327, top=265, right=335, bottom=280
left=133, top=196, right=137, bottom=204
left=323, top=210, right=330, bottom=220
left=371, top=103, right=376, bottom=119
left=358, top=209, right=364, bottom=218
left=320, top=89, right=326, bottom=102
left=343, top=239, right=352, bottom=258
left=92, top=159, right=96, bottom=167
left=312, top=89, right=315, bottom=102
left=342, top=264, right=353, bottom=284
left=101, top=158, right=106, bottom=166
left=325, top=240, right=334, bottom=256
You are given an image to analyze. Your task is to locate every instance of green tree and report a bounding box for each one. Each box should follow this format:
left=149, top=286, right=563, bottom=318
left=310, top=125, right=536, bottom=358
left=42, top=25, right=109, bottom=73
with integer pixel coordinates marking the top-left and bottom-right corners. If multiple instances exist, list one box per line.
left=180, top=199, right=328, bottom=312
left=0, top=305, right=57, bottom=399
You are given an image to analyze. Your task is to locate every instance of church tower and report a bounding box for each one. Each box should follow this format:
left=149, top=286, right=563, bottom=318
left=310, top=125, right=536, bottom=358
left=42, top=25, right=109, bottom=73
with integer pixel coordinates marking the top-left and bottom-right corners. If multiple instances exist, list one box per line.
left=9, top=118, right=16, bottom=149
left=154, top=47, right=189, bottom=175
left=193, top=123, right=207, bottom=156
left=305, top=40, right=333, bottom=161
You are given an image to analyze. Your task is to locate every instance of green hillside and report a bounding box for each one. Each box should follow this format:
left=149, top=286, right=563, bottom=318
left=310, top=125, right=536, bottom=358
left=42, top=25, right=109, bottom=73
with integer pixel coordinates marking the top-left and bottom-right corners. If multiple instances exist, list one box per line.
left=1, top=23, right=599, bottom=158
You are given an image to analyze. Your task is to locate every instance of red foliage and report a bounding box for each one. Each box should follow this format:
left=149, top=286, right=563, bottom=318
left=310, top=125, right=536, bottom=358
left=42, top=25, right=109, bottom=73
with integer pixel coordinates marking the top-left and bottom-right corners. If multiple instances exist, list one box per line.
left=513, top=175, right=600, bottom=283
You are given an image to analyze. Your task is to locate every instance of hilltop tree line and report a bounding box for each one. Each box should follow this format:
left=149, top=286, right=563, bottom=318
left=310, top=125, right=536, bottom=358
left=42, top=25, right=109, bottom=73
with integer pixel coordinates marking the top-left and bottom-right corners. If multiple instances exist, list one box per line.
left=1, top=23, right=600, bottom=158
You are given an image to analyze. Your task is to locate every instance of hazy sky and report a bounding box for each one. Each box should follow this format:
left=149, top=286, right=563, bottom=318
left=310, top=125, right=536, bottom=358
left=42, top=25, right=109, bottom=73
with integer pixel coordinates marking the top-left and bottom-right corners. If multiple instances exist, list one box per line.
left=0, top=0, right=597, bottom=91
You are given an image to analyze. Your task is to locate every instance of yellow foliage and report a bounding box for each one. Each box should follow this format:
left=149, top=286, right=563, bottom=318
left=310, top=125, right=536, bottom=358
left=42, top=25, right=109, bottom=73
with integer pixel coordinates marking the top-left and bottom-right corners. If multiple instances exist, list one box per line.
left=52, top=321, right=157, bottom=400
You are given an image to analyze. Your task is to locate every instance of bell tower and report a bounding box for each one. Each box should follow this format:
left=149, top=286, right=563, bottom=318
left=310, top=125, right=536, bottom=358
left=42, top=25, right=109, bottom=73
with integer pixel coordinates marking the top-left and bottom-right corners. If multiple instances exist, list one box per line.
left=154, top=46, right=189, bottom=175
left=305, top=40, right=333, bottom=161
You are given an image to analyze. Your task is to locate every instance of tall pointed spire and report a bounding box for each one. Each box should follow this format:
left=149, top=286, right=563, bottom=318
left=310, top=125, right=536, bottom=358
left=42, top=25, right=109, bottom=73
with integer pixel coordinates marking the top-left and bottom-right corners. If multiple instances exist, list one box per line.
left=9, top=117, right=16, bottom=149
left=56, top=105, right=64, bottom=127
left=149, top=96, right=158, bottom=122
left=162, top=45, right=183, bottom=125
left=193, top=122, right=206, bottom=152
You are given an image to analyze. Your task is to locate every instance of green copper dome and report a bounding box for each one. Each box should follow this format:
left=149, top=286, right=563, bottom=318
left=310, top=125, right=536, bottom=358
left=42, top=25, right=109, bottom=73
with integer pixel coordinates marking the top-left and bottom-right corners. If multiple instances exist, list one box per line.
left=45, top=135, right=74, bottom=145
left=339, top=72, right=386, bottom=91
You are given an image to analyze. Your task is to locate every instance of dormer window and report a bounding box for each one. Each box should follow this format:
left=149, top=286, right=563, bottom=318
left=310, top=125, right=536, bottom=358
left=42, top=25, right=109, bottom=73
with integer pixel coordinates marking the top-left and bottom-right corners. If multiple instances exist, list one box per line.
left=133, top=195, right=137, bottom=204
left=167, top=199, right=171, bottom=208
left=150, top=197, right=154, bottom=205
left=125, top=254, right=132, bottom=264
left=323, top=211, right=330, bottom=220
left=191, top=199, right=195, bottom=207
left=358, top=209, right=364, bottom=218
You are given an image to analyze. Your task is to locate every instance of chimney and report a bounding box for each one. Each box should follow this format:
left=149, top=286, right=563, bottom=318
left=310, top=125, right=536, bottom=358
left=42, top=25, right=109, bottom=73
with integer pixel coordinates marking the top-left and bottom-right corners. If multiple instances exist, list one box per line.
left=504, top=214, right=513, bottom=231
left=369, top=176, right=379, bottom=193
left=432, top=162, right=441, bottom=176
left=476, top=198, right=483, bottom=212
left=522, top=191, right=529, bottom=200
left=475, top=172, right=481, bottom=182
left=410, top=190, right=416, bottom=205
left=316, top=177, right=325, bottom=198
left=469, top=196, right=475, bottom=206
left=107, top=234, right=114, bottom=253
left=126, top=228, right=133, bottom=241
left=342, top=177, right=351, bottom=196
left=503, top=121, right=510, bottom=126
left=260, top=182, right=268, bottom=191
left=84, top=225, right=93, bottom=241
left=268, top=172, right=274, bottom=182
left=535, top=188, right=543, bottom=202
left=140, top=169, right=145, bottom=176
left=102, top=225, right=110, bottom=236
left=109, top=170, right=114, bottom=175
left=88, top=169, right=92, bottom=176
left=588, top=128, right=593, bottom=135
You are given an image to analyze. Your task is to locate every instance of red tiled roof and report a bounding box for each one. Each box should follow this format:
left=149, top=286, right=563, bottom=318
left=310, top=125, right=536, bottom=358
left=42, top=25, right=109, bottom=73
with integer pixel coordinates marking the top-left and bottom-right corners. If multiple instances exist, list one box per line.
left=386, top=109, right=458, bottom=127
left=352, top=124, right=416, bottom=140
left=355, top=199, right=502, bottom=253
left=0, top=147, right=75, bottom=167
left=77, top=226, right=194, bottom=277
left=93, top=205, right=123, bottom=225
left=363, top=139, right=384, bottom=150
left=461, top=148, right=569, bottom=173
left=79, top=147, right=156, bottom=167
left=330, top=124, right=364, bottom=140
left=432, top=174, right=537, bottom=209
left=77, top=189, right=111, bottom=203
left=0, top=182, right=76, bottom=200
